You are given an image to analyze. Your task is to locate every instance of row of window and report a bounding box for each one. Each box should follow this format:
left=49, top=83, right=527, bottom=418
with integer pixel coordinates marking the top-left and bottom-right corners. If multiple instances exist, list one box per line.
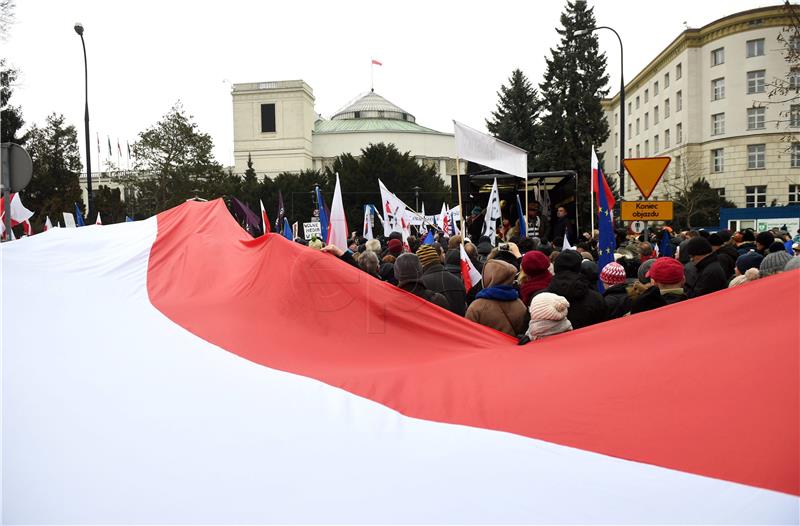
left=710, top=38, right=766, bottom=67
left=625, top=94, right=681, bottom=138
left=624, top=123, right=683, bottom=158
left=627, top=64, right=681, bottom=115
left=746, top=185, right=800, bottom=207
left=709, top=145, right=767, bottom=172
left=709, top=108, right=768, bottom=135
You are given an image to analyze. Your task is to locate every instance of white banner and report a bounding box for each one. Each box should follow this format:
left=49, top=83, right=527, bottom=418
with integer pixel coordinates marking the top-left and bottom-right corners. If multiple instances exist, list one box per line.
left=454, top=121, right=527, bottom=179
left=303, top=222, right=322, bottom=239
left=482, top=178, right=502, bottom=245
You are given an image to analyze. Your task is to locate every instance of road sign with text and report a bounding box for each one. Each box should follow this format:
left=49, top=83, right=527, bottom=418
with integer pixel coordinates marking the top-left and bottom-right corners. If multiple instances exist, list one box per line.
left=623, top=157, right=671, bottom=199
left=621, top=201, right=674, bottom=221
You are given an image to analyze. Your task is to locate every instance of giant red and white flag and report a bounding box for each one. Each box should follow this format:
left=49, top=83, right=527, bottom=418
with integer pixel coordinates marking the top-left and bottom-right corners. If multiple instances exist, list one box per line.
left=2, top=199, right=798, bottom=523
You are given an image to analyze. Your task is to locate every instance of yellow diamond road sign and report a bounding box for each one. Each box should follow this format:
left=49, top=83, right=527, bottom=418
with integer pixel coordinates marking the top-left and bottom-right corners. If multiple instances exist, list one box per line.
left=623, top=157, right=671, bottom=199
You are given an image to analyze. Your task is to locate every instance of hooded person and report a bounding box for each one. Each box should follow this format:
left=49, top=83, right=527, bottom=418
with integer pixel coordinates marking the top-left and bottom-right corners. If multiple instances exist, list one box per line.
left=465, top=259, right=528, bottom=337
left=759, top=249, right=791, bottom=277
left=599, top=262, right=631, bottom=319
left=736, top=229, right=758, bottom=255
left=443, top=249, right=463, bottom=279
left=630, top=257, right=688, bottom=314
left=393, top=253, right=449, bottom=310
left=519, top=251, right=552, bottom=306
left=755, top=231, right=775, bottom=255
left=684, top=237, right=728, bottom=298
left=417, top=244, right=467, bottom=316
left=544, top=251, right=607, bottom=330
left=522, top=292, right=573, bottom=342
left=710, top=232, right=738, bottom=279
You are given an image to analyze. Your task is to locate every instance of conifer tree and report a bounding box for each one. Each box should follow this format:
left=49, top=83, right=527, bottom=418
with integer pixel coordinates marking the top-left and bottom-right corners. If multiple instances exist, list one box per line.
left=486, top=69, right=542, bottom=171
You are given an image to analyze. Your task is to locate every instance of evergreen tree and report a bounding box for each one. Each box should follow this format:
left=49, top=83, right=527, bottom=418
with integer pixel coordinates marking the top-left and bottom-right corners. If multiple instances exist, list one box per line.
left=486, top=69, right=542, bottom=171
left=671, top=178, right=735, bottom=230
left=94, top=185, right=126, bottom=224
left=23, top=113, right=84, bottom=230
left=538, top=0, right=610, bottom=229
left=1, top=59, right=28, bottom=145
left=240, top=152, right=260, bottom=210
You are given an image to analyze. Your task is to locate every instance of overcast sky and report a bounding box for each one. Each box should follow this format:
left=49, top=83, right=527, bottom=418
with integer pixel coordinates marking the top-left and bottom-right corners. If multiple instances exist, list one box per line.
left=4, top=0, right=778, bottom=170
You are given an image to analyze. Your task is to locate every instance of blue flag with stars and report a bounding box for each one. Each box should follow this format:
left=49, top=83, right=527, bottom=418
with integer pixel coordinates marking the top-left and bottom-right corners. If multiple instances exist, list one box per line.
left=282, top=218, right=293, bottom=240
left=74, top=203, right=85, bottom=227
left=596, top=167, right=616, bottom=291
left=515, top=194, right=527, bottom=238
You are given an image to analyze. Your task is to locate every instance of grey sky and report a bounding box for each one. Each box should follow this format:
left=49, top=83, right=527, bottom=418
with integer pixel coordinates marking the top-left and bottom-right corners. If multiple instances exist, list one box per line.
left=4, top=0, right=778, bottom=170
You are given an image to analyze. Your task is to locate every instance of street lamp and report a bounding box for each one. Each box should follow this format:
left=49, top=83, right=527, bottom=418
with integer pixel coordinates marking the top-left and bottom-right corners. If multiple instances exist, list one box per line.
left=576, top=25, right=626, bottom=200
left=412, top=185, right=421, bottom=211
left=74, top=22, right=94, bottom=220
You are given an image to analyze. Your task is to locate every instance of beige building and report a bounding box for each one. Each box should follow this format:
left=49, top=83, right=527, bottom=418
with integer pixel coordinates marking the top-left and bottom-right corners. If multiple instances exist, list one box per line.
left=601, top=5, right=800, bottom=209
left=231, top=81, right=462, bottom=180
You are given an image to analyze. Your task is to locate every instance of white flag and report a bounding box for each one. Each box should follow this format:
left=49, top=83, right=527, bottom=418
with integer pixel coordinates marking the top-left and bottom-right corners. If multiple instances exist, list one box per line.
left=96, top=213, right=103, bottom=225
left=453, top=121, right=527, bottom=178
left=378, top=179, right=411, bottom=236
left=481, top=178, right=502, bottom=245
left=44, top=216, right=53, bottom=231
left=437, top=202, right=448, bottom=232
left=328, top=174, right=348, bottom=251
left=362, top=205, right=374, bottom=240
left=562, top=231, right=575, bottom=251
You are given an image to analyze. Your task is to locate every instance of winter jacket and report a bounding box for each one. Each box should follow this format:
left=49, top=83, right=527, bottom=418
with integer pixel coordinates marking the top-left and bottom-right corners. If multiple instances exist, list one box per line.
left=465, top=260, right=527, bottom=337
left=630, top=285, right=688, bottom=314
left=544, top=270, right=608, bottom=329
left=421, top=263, right=467, bottom=317
left=520, top=273, right=552, bottom=306
left=398, top=280, right=450, bottom=310
left=686, top=252, right=728, bottom=298
left=715, top=244, right=739, bottom=279
left=602, top=283, right=631, bottom=319
left=736, top=242, right=757, bottom=256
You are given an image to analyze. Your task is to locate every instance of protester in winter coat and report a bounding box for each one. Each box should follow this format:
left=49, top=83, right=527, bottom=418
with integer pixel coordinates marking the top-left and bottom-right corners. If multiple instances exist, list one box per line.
left=683, top=237, right=728, bottom=298
left=545, top=251, right=607, bottom=329
left=736, top=230, right=758, bottom=255
left=630, top=257, right=688, bottom=314
left=465, top=259, right=528, bottom=337
left=678, top=230, right=700, bottom=263
left=387, top=238, right=404, bottom=257
left=759, top=249, right=791, bottom=277
left=522, top=292, right=573, bottom=342
left=755, top=231, right=775, bottom=255
left=519, top=251, right=552, bottom=306
left=735, top=250, right=763, bottom=276
left=358, top=250, right=381, bottom=279
left=599, top=262, right=630, bottom=319
left=710, top=233, right=738, bottom=280
left=443, top=249, right=463, bottom=279
left=378, top=262, right=397, bottom=285
left=393, top=253, right=450, bottom=310
left=417, top=244, right=467, bottom=316
left=784, top=256, right=800, bottom=272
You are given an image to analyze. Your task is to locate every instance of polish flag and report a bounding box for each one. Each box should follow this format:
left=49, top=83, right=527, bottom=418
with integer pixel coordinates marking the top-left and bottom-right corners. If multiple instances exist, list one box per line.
left=326, top=173, right=348, bottom=251
left=96, top=213, right=103, bottom=225
left=44, top=216, right=53, bottom=231
left=592, top=146, right=616, bottom=211
left=1, top=192, right=35, bottom=239
left=371, top=59, right=383, bottom=66
left=1, top=199, right=797, bottom=523
left=459, top=243, right=481, bottom=291
left=259, top=199, right=271, bottom=235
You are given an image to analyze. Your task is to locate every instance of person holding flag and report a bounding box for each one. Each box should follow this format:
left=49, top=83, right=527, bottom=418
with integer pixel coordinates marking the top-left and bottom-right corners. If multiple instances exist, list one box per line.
left=594, top=154, right=617, bottom=292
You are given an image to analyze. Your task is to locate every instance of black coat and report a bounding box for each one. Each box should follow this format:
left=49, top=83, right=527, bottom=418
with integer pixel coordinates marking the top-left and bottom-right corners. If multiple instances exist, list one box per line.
left=545, top=270, right=608, bottom=329
left=687, top=252, right=728, bottom=298
left=549, top=217, right=575, bottom=246
left=398, top=281, right=450, bottom=310
left=602, top=283, right=631, bottom=319
left=422, top=263, right=467, bottom=316
left=630, top=285, right=688, bottom=314
left=716, top=244, right=739, bottom=279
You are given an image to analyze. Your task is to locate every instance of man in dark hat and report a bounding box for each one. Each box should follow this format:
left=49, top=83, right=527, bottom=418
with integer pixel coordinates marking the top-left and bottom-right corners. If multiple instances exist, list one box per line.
left=394, top=253, right=450, bottom=310
left=684, top=237, right=728, bottom=298
left=544, top=250, right=607, bottom=329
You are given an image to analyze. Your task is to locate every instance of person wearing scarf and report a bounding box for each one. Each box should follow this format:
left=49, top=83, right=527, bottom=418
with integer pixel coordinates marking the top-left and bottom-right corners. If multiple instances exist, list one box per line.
left=524, top=292, right=573, bottom=341
left=519, top=250, right=553, bottom=306
left=465, top=259, right=528, bottom=337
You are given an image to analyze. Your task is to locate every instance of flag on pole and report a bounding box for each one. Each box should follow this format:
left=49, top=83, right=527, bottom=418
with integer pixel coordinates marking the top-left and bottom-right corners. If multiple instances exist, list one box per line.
left=44, top=216, right=53, bottom=231
left=438, top=202, right=449, bottom=233
left=363, top=205, right=373, bottom=240
left=107, top=136, right=112, bottom=157
left=75, top=203, right=85, bottom=227
left=481, top=178, right=502, bottom=245
left=117, top=139, right=122, bottom=157
left=260, top=199, right=271, bottom=235
left=378, top=179, right=411, bottom=236
left=459, top=243, right=482, bottom=290
left=97, top=132, right=100, bottom=155
left=423, top=229, right=435, bottom=245
left=282, top=218, right=293, bottom=240
left=595, top=166, right=617, bottom=290
left=592, top=147, right=616, bottom=214
left=316, top=186, right=329, bottom=243
left=125, top=216, right=134, bottom=222
left=327, top=174, right=348, bottom=251
left=371, top=59, right=383, bottom=66
left=275, top=190, right=285, bottom=233
left=96, top=213, right=103, bottom=226
left=1, top=193, right=35, bottom=239
left=453, top=121, right=527, bottom=179
left=127, top=141, right=132, bottom=159
left=562, top=231, right=575, bottom=251
left=658, top=230, right=674, bottom=258
left=516, top=194, right=527, bottom=238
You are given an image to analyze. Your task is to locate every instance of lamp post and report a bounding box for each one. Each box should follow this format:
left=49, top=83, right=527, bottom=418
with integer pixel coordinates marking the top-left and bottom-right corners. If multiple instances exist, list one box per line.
left=576, top=25, right=625, bottom=200
left=74, top=22, right=94, bottom=220
left=412, top=185, right=421, bottom=211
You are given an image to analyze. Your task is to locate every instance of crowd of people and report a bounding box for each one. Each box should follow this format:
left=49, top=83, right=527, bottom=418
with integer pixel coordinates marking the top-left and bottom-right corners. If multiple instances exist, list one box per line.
left=302, top=206, right=800, bottom=344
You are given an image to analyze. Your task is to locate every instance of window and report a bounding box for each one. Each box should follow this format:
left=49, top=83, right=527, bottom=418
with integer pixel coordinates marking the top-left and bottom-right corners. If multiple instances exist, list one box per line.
left=676, top=63, right=682, bottom=79
left=711, top=47, right=725, bottom=66
left=645, top=89, right=649, bottom=103
left=790, top=68, right=800, bottom=90
left=628, top=102, right=632, bottom=115
left=712, top=78, right=725, bottom=100
left=747, top=70, right=765, bottom=93
left=789, top=184, right=800, bottom=204
left=645, top=112, right=649, bottom=130
left=792, top=143, right=800, bottom=168
left=791, top=104, right=800, bottom=127
left=746, top=38, right=765, bottom=57
left=712, top=148, right=724, bottom=172
left=636, top=96, right=640, bottom=109
left=791, top=37, right=800, bottom=53
left=665, top=72, right=670, bottom=88
left=628, top=123, right=632, bottom=137
left=747, top=107, right=765, bottom=130
left=654, top=134, right=660, bottom=152
left=716, top=188, right=726, bottom=199
left=665, top=98, right=671, bottom=117
left=636, top=118, right=640, bottom=135
left=654, top=81, right=659, bottom=95
left=654, top=105, right=659, bottom=124
left=676, top=90, right=683, bottom=111
left=748, top=144, right=766, bottom=169
left=644, top=140, right=650, bottom=157
left=675, top=155, right=682, bottom=176
left=614, top=132, right=618, bottom=147
left=746, top=185, right=767, bottom=207
left=628, top=148, right=632, bottom=158
left=665, top=129, right=671, bottom=148
left=636, top=144, right=641, bottom=157
left=711, top=113, right=725, bottom=135
left=260, top=103, right=276, bottom=133
left=677, top=123, right=683, bottom=144
left=614, top=113, right=618, bottom=125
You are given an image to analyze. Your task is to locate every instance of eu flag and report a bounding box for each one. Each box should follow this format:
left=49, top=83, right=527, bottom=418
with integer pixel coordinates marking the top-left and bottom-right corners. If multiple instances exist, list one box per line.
left=516, top=194, right=527, bottom=238
left=74, top=203, right=85, bottom=227
left=282, top=218, right=293, bottom=240
left=316, top=186, right=329, bottom=243
left=596, top=167, right=616, bottom=291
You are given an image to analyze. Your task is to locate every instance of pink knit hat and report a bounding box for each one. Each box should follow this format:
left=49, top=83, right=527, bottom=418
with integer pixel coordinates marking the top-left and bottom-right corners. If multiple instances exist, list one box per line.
left=599, top=261, right=626, bottom=285
left=529, top=292, right=570, bottom=321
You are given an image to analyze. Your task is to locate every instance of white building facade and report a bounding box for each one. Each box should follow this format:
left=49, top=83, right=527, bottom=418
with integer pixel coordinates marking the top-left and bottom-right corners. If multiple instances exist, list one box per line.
left=601, top=5, right=800, bottom=209
left=231, top=81, right=463, bottom=180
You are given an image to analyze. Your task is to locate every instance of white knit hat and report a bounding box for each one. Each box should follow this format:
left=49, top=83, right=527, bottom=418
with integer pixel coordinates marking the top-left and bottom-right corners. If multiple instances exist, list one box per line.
left=529, top=292, right=570, bottom=321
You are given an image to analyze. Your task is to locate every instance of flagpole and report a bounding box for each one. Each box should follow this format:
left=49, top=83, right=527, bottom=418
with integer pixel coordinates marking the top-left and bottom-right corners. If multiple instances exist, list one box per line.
left=370, top=60, right=374, bottom=92
left=524, top=175, right=529, bottom=238
left=455, top=157, right=465, bottom=242
left=590, top=160, right=595, bottom=238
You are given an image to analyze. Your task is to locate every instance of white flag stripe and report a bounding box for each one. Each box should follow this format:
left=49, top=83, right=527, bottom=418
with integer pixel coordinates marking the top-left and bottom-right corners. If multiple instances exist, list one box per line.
left=453, top=121, right=527, bottom=179
left=327, top=174, right=348, bottom=251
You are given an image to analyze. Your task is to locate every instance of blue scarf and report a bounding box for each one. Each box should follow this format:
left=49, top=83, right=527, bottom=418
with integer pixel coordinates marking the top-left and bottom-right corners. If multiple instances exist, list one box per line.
left=476, top=284, right=519, bottom=301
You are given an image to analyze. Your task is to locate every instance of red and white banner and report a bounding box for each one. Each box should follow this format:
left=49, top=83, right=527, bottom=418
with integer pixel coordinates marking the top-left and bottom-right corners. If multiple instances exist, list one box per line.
left=2, top=199, right=798, bottom=523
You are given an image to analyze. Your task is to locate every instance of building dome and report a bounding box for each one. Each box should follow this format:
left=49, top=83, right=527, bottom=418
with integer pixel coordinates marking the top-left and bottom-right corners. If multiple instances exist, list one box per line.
left=331, top=91, right=416, bottom=123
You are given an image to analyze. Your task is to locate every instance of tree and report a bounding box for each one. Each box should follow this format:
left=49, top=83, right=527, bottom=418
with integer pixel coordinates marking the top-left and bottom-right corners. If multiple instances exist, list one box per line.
left=1, top=58, right=28, bottom=145
left=93, top=185, right=126, bottom=224
left=23, top=114, right=84, bottom=230
left=486, top=69, right=542, bottom=171
left=240, top=153, right=261, bottom=211
left=131, top=101, right=222, bottom=216
left=537, top=0, right=610, bottom=228
left=325, top=143, right=450, bottom=234
left=663, top=151, right=735, bottom=230
left=271, top=169, right=329, bottom=225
